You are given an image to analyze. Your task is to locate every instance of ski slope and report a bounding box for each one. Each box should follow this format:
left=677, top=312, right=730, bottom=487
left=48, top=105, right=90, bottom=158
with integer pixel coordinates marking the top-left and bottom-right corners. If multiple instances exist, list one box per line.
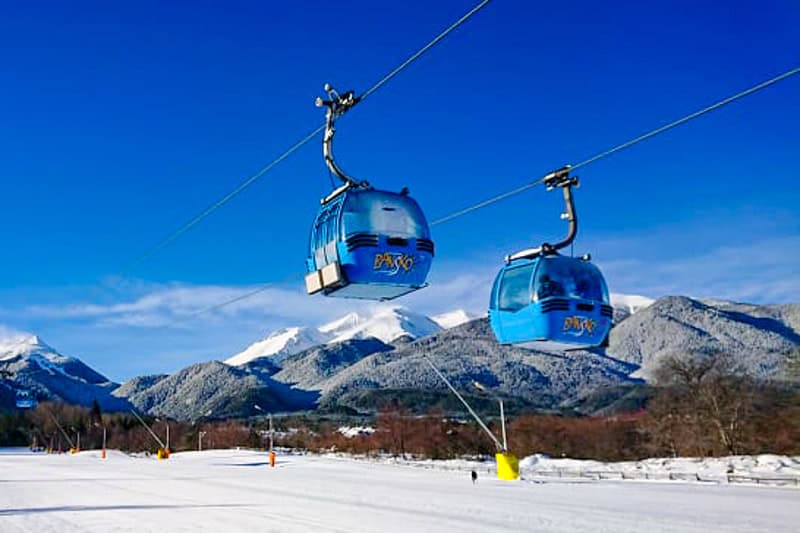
left=0, top=449, right=797, bottom=532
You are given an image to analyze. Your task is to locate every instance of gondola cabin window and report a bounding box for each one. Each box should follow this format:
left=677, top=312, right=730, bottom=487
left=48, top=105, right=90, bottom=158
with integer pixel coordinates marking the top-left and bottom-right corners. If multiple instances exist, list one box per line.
left=497, top=263, right=534, bottom=311
left=533, top=257, right=609, bottom=303
left=341, top=191, right=429, bottom=240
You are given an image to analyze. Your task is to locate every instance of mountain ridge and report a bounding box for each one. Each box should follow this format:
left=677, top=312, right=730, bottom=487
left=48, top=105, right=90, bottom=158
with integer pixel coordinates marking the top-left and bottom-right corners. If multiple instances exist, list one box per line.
left=0, top=335, right=128, bottom=411
left=2, top=295, right=796, bottom=419
left=224, top=307, right=442, bottom=367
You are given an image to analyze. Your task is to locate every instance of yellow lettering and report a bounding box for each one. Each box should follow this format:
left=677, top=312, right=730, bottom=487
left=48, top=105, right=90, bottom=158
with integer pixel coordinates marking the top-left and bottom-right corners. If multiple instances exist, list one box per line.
left=374, top=253, right=392, bottom=270
left=374, top=253, right=415, bottom=273
left=399, top=255, right=414, bottom=272
left=562, top=316, right=597, bottom=335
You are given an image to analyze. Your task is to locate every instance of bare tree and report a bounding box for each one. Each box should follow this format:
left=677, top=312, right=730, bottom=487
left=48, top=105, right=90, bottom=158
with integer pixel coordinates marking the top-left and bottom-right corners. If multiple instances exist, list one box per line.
left=651, top=351, right=757, bottom=455
left=376, top=402, right=412, bottom=457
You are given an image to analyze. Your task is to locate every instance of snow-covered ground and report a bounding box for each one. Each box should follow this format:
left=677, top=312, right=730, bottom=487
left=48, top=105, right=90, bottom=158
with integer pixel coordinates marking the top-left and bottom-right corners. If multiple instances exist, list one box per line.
left=520, top=453, right=800, bottom=482
left=319, top=451, right=800, bottom=486
left=1, top=448, right=798, bottom=532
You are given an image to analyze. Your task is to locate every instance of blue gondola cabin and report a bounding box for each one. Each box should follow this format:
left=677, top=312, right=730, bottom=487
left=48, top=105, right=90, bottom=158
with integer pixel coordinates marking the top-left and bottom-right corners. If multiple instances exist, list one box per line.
left=15, top=390, right=36, bottom=409
left=305, top=188, right=434, bottom=300
left=489, top=255, right=613, bottom=351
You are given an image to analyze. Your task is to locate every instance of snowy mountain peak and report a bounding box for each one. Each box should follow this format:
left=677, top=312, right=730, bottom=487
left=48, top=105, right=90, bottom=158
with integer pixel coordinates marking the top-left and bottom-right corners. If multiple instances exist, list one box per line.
left=226, top=306, right=444, bottom=367
left=318, top=312, right=363, bottom=335
left=325, top=306, right=442, bottom=345
left=432, top=309, right=483, bottom=329
left=225, top=326, right=328, bottom=366
left=610, top=293, right=655, bottom=315
left=0, top=333, right=55, bottom=361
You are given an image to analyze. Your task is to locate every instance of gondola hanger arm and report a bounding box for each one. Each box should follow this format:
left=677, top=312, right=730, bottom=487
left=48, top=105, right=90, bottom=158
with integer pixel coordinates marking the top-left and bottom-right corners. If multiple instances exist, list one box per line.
left=505, top=166, right=579, bottom=263
left=317, top=83, right=370, bottom=194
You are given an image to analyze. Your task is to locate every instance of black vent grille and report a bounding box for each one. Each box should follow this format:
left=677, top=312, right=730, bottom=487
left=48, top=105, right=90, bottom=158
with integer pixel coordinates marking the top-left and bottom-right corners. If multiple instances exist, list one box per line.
left=346, top=233, right=379, bottom=251
left=387, top=237, right=408, bottom=247
left=541, top=298, right=570, bottom=313
left=417, top=238, right=435, bottom=254
left=576, top=303, right=595, bottom=312
left=600, top=304, right=614, bottom=318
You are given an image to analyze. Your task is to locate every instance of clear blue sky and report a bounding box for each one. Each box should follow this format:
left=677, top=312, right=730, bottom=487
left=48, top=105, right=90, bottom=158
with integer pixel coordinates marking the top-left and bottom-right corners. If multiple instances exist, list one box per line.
left=0, top=0, right=798, bottom=379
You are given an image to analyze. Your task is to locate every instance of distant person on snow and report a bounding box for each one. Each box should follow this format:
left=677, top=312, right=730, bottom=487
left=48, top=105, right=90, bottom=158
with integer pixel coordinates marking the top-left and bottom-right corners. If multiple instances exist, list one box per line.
left=471, top=470, right=478, bottom=484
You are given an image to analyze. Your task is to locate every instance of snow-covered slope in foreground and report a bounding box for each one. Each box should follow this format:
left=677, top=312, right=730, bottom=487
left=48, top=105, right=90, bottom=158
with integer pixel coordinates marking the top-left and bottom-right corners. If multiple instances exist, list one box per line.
left=519, top=453, right=800, bottom=480
left=0, top=449, right=797, bottom=533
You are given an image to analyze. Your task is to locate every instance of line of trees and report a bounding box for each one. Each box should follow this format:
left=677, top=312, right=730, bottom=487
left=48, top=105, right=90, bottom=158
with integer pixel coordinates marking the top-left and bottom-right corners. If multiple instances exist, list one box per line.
left=278, top=351, right=800, bottom=461
left=1, top=402, right=262, bottom=453
left=1, top=350, right=798, bottom=460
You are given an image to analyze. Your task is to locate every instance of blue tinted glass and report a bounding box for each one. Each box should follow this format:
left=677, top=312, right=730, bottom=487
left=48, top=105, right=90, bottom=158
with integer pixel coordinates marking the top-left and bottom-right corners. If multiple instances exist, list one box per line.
left=498, top=263, right=534, bottom=311
left=489, top=270, right=503, bottom=309
left=341, top=190, right=430, bottom=239
left=534, top=257, right=609, bottom=302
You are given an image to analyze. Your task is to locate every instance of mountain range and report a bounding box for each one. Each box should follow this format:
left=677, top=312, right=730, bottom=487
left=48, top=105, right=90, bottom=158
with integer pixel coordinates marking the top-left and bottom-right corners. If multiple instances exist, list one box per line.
left=0, top=336, right=128, bottom=411
left=224, top=307, right=465, bottom=366
left=1, top=295, right=797, bottom=420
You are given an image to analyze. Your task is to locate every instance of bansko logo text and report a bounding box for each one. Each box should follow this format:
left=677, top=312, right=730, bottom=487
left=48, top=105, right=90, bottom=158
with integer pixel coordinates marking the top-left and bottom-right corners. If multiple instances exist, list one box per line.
left=374, top=253, right=414, bottom=275
left=562, top=316, right=597, bottom=336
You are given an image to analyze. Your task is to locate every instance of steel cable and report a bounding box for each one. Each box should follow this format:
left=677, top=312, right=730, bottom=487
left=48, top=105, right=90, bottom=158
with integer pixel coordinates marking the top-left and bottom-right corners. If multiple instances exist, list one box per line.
left=123, top=0, right=493, bottom=274
left=168, top=65, right=800, bottom=324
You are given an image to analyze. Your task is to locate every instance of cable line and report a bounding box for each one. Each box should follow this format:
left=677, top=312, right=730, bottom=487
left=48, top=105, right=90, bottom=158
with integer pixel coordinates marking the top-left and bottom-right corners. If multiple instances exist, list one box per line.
left=123, top=124, right=325, bottom=275
left=160, top=64, right=799, bottom=325
left=430, top=180, right=542, bottom=227
left=158, top=278, right=293, bottom=330
left=570, top=66, right=800, bottom=171
left=430, top=65, right=800, bottom=226
left=359, top=0, right=492, bottom=102
left=123, top=0, right=492, bottom=275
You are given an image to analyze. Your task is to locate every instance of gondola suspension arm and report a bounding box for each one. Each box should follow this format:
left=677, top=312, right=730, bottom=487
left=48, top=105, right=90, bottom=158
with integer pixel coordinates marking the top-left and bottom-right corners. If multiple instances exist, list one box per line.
left=316, top=84, right=370, bottom=201
left=505, top=166, right=579, bottom=263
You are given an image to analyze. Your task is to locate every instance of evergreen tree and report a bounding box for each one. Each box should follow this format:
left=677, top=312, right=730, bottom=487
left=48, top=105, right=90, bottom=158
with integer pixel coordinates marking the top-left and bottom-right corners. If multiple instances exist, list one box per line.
left=90, top=399, right=102, bottom=425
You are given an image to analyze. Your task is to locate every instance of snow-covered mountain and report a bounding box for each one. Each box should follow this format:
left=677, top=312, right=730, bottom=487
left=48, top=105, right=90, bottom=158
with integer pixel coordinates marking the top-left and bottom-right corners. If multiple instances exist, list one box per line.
left=225, top=297, right=658, bottom=367
left=225, top=307, right=442, bottom=366
left=610, top=293, right=655, bottom=315
left=114, top=360, right=316, bottom=420
left=609, top=293, right=655, bottom=323
left=0, top=334, right=128, bottom=411
left=225, top=327, right=329, bottom=366
left=1, top=334, right=54, bottom=361
left=8, top=293, right=794, bottom=421
left=321, top=307, right=441, bottom=345
left=1, top=334, right=103, bottom=383
left=609, top=296, right=800, bottom=380
left=432, top=309, right=483, bottom=329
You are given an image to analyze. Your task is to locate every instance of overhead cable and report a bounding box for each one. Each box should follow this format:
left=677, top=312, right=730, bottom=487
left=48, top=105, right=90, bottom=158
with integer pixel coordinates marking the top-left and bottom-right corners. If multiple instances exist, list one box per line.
left=430, top=65, right=800, bottom=226
left=161, top=65, right=800, bottom=326
left=123, top=0, right=493, bottom=274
